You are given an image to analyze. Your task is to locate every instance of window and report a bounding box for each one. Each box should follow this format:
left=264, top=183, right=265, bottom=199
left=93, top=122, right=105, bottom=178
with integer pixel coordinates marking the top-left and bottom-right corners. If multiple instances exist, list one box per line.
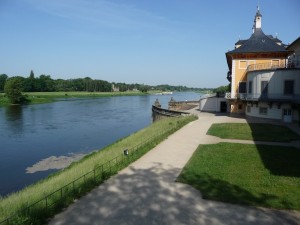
left=271, top=60, right=280, bottom=68
left=239, top=60, right=247, bottom=69
left=261, top=81, right=268, bottom=97
left=248, top=81, right=252, bottom=94
left=239, top=82, right=246, bottom=93
left=259, top=107, right=268, bottom=115
left=284, top=80, right=294, bottom=95
left=283, top=109, right=292, bottom=116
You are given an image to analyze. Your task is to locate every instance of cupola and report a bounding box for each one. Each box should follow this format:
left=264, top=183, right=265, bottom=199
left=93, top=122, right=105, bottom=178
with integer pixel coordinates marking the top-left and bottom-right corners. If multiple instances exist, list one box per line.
left=252, top=6, right=262, bottom=33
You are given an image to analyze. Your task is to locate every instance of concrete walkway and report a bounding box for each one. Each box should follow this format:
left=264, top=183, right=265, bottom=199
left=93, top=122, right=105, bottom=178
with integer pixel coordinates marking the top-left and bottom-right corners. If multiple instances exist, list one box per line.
left=49, top=112, right=300, bottom=225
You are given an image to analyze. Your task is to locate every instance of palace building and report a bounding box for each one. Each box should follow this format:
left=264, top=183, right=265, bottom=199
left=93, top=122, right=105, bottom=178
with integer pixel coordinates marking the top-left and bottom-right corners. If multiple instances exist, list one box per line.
left=225, top=7, right=300, bottom=122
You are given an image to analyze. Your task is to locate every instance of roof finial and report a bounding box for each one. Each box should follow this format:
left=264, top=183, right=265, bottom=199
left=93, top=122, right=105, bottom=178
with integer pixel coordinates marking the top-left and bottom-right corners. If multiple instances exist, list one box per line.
left=253, top=5, right=262, bottom=31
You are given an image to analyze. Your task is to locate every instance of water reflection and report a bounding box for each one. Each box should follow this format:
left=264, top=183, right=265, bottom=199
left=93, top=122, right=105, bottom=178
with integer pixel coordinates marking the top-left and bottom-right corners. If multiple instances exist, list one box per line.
left=5, top=105, right=24, bottom=136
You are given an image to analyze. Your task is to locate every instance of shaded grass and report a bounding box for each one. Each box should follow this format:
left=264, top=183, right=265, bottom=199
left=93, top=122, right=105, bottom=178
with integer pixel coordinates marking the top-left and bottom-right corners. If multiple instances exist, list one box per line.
left=0, top=115, right=197, bottom=223
left=207, top=123, right=300, bottom=142
left=177, top=143, right=300, bottom=210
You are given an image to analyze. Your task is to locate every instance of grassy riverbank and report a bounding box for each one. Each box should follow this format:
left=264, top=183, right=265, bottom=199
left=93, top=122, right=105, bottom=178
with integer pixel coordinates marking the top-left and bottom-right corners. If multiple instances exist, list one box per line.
left=0, top=115, right=197, bottom=224
left=0, top=91, right=149, bottom=106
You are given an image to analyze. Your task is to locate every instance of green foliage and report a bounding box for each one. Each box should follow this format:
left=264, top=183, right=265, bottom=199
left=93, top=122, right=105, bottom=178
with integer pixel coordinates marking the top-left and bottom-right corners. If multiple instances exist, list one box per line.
left=0, top=74, right=8, bottom=92
left=1, top=73, right=213, bottom=96
left=207, top=123, right=300, bottom=142
left=139, top=84, right=149, bottom=93
left=177, top=143, right=300, bottom=210
left=29, top=70, right=35, bottom=79
left=4, top=77, right=27, bottom=104
left=213, top=84, right=230, bottom=93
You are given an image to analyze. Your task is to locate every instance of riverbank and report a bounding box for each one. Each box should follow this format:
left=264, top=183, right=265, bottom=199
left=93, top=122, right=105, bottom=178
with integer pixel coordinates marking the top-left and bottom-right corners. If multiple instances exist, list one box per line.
left=0, top=91, right=150, bottom=106
left=0, top=115, right=197, bottom=224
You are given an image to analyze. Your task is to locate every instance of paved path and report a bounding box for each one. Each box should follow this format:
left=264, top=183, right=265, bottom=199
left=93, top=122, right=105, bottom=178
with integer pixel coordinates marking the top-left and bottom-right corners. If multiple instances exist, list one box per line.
left=49, top=112, right=300, bottom=225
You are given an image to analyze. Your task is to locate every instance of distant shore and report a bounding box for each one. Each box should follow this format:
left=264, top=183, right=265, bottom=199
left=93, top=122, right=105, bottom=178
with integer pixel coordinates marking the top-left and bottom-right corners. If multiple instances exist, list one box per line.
left=0, top=91, right=152, bottom=106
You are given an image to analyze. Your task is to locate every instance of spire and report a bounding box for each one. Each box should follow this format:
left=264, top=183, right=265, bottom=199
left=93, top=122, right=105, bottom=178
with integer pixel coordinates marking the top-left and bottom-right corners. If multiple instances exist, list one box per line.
left=253, top=6, right=262, bottom=33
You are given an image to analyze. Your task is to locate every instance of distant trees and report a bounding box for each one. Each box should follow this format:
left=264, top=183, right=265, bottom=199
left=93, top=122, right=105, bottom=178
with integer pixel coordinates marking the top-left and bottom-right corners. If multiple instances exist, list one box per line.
left=23, top=70, right=36, bottom=92
left=1, top=72, right=113, bottom=93
left=0, top=74, right=8, bottom=92
left=213, top=84, right=230, bottom=94
left=0, top=71, right=213, bottom=97
left=139, top=84, right=149, bottom=93
left=4, top=77, right=27, bottom=104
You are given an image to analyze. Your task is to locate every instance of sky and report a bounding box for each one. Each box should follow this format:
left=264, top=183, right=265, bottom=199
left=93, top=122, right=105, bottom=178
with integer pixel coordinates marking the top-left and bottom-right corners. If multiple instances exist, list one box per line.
left=0, top=0, right=299, bottom=88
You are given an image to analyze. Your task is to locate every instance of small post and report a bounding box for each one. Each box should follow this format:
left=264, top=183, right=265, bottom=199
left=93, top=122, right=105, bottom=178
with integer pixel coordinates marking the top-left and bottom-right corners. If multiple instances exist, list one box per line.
left=72, top=181, right=75, bottom=194
left=124, top=149, right=129, bottom=156
left=93, top=169, right=96, bottom=182
left=45, top=197, right=48, bottom=211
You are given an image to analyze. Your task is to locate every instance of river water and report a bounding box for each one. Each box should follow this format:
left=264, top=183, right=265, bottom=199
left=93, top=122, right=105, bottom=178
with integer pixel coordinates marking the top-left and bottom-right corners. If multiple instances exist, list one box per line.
left=0, top=92, right=200, bottom=197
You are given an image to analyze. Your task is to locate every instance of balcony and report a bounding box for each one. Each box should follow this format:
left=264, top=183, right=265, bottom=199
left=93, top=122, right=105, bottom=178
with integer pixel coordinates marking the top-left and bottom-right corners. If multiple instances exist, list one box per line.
left=225, top=92, right=300, bottom=103
left=247, top=61, right=300, bottom=72
left=225, top=92, right=247, bottom=100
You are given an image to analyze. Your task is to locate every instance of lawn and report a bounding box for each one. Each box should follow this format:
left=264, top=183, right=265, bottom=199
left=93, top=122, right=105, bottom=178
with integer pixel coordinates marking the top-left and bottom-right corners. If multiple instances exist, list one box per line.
left=177, top=143, right=300, bottom=210
left=207, top=123, right=300, bottom=142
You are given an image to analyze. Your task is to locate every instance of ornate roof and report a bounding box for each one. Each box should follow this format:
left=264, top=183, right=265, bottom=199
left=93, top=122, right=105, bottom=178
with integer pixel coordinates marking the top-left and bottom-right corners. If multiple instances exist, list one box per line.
left=227, top=28, right=288, bottom=54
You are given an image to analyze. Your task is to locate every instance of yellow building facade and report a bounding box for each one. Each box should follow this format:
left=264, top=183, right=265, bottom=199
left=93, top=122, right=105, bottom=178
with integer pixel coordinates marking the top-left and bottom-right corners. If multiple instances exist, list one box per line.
left=226, top=7, right=292, bottom=113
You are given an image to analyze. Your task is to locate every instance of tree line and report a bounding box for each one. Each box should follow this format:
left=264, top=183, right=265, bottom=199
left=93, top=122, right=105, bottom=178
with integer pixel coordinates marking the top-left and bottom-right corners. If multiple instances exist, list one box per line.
left=0, top=71, right=211, bottom=94
left=0, top=72, right=113, bottom=93
left=0, top=71, right=214, bottom=104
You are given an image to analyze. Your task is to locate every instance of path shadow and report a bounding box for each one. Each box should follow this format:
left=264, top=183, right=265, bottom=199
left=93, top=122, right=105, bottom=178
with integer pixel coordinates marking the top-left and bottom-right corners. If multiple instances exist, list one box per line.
left=49, top=163, right=300, bottom=225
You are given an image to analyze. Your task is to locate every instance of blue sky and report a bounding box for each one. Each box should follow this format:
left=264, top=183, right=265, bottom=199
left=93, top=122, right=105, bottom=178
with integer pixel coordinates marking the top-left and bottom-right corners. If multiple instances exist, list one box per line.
left=0, top=0, right=299, bottom=88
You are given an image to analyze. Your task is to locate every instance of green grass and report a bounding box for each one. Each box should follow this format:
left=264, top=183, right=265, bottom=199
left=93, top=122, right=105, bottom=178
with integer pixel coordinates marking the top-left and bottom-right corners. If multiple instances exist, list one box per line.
left=0, top=91, right=150, bottom=106
left=177, top=143, right=300, bottom=210
left=0, top=115, right=197, bottom=224
left=207, top=123, right=300, bottom=142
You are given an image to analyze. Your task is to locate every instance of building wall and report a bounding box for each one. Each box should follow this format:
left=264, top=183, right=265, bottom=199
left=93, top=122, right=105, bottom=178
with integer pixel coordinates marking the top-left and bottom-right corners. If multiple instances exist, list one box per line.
left=230, top=58, right=285, bottom=113
left=200, top=97, right=227, bottom=112
left=288, top=39, right=300, bottom=67
left=290, top=40, right=300, bottom=56
left=246, top=102, right=299, bottom=122
left=232, top=58, right=286, bottom=95
left=247, top=69, right=300, bottom=96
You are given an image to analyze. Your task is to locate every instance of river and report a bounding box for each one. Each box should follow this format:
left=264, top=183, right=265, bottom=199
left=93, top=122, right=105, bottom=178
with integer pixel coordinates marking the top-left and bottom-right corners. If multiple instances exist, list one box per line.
left=0, top=92, right=200, bottom=197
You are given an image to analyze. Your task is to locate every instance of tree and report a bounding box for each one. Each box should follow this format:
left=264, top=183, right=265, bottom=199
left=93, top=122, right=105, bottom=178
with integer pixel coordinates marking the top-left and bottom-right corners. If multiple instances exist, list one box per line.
left=139, top=85, right=149, bottom=93
left=36, top=75, right=54, bottom=91
left=4, top=77, right=26, bottom=104
left=29, top=70, right=35, bottom=79
left=0, top=74, right=8, bottom=92
left=213, top=85, right=230, bottom=94
left=23, top=70, right=37, bottom=92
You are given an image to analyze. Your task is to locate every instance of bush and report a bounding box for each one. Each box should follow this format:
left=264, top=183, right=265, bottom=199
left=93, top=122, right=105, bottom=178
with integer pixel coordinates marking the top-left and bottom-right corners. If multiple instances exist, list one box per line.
left=4, top=77, right=27, bottom=104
